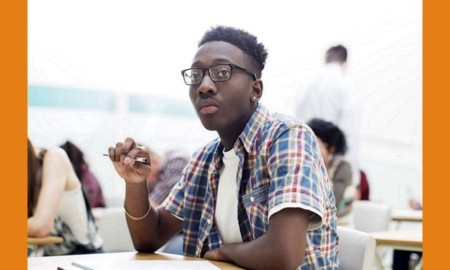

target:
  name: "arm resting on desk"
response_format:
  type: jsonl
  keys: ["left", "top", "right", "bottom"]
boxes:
{"left": 124, "top": 181, "right": 183, "bottom": 252}
{"left": 204, "top": 208, "right": 309, "bottom": 270}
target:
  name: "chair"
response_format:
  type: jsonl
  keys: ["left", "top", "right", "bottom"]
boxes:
{"left": 352, "top": 201, "right": 392, "bottom": 269}
{"left": 337, "top": 226, "right": 376, "bottom": 270}
{"left": 95, "top": 207, "right": 136, "bottom": 252}
{"left": 352, "top": 200, "right": 391, "bottom": 233}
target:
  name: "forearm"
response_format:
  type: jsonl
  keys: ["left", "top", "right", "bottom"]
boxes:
{"left": 108, "top": 138, "right": 183, "bottom": 252}
{"left": 28, "top": 217, "right": 51, "bottom": 238}
{"left": 125, "top": 181, "right": 160, "bottom": 251}
{"left": 207, "top": 208, "right": 309, "bottom": 270}
{"left": 218, "top": 234, "right": 303, "bottom": 270}
{"left": 125, "top": 181, "right": 181, "bottom": 252}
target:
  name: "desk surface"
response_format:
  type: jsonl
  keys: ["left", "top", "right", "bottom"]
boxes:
{"left": 28, "top": 251, "right": 246, "bottom": 270}
{"left": 28, "top": 236, "right": 63, "bottom": 245}
{"left": 371, "top": 230, "right": 422, "bottom": 248}
{"left": 391, "top": 209, "right": 423, "bottom": 222}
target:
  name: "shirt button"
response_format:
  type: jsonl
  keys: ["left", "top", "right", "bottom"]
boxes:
{"left": 207, "top": 219, "right": 212, "bottom": 225}
{"left": 250, "top": 196, "right": 255, "bottom": 202}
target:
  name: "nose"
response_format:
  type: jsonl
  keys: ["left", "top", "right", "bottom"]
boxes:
{"left": 196, "top": 71, "right": 217, "bottom": 96}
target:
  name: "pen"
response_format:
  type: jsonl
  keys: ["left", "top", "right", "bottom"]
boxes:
{"left": 103, "top": 154, "right": 147, "bottom": 163}
{"left": 71, "top": 262, "right": 94, "bottom": 270}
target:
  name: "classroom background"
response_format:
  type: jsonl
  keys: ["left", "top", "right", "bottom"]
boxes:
{"left": 28, "top": 0, "right": 422, "bottom": 210}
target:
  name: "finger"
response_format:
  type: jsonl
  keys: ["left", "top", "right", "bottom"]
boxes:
{"left": 125, "top": 146, "right": 151, "bottom": 167}
{"left": 135, "top": 146, "right": 152, "bottom": 166}
{"left": 121, "top": 137, "right": 137, "bottom": 161}
{"left": 108, "top": 146, "right": 116, "bottom": 162}
{"left": 114, "top": 142, "right": 124, "bottom": 162}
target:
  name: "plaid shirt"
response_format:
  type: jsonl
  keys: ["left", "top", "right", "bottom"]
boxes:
{"left": 162, "top": 104, "right": 339, "bottom": 269}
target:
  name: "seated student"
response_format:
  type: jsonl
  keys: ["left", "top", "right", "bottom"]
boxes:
{"left": 107, "top": 26, "right": 338, "bottom": 269}
{"left": 28, "top": 138, "right": 103, "bottom": 256}
{"left": 60, "top": 141, "right": 106, "bottom": 208}
{"left": 307, "top": 118, "right": 355, "bottom": 219}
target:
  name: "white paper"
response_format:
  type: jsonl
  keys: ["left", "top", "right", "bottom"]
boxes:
{"left": 67, "top": 260, "right": 221, "bottom": 270}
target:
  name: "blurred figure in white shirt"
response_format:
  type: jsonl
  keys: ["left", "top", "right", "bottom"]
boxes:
{"left": 295, "top": 45, "right": 361, "bottom": 187}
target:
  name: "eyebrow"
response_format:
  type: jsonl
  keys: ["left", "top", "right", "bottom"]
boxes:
{"left": 191, "top": 58, "right": 233, "bottom": 67}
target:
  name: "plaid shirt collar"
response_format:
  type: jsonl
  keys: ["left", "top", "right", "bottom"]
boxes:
{"left": 212, "top": 102, "right": 268, "bottom": 159}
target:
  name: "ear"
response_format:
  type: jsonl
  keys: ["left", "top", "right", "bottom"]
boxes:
{"left": 250, "top": 79, "right": 263, "bottom": 102}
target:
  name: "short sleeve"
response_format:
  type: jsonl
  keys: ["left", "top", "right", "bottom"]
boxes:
{"left": 267, "top": 125, "right": 330, "bottom": 230}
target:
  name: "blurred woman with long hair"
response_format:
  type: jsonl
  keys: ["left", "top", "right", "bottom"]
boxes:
{"left": 59, "top": 141, "right": 106, "bottom": 208}
{"left": 28, "top": 138, "right": 103, "bottom": 256}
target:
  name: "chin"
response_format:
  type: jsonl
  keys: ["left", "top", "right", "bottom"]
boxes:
{"left": 200, "top": 120, "right": 219, "bottom": 131}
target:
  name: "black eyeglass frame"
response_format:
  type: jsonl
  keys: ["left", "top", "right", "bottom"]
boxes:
{"left": 181, "top": 64, "right": 257, "bottom": 85}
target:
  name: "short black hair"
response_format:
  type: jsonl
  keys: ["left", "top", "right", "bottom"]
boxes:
{"left": 199, "top": 25, "right": 268, "bottom": 79}
{"left": 307, "top": 118, "right": 347, "bottom": 155}
{"left": 325, "top": 45, "right": 347, "bottom": 63}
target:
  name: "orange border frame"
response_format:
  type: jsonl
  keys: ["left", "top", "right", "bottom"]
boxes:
{"left": 6, "top": 0, "right": 436, "bottom": 268}
{"left": 423, "top": 1, "right": 442, "bottom": 268}
{"left": 1, "top": 0, "right": 27, "bottom": 268}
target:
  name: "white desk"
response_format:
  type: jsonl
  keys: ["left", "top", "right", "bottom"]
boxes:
{"left": 391, "top": 209, "right": 423, "bottom": 222}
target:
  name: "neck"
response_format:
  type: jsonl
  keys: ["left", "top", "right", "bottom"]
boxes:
{"left": 218, "top": 128, "right": 243, "bottom": 151}
{"left": 218, "top": 105, "right": 257, "bottom": 151}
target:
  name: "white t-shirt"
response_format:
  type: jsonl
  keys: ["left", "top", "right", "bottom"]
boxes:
{"left": 214, "top": 149, "right": 243, "bottom": 244}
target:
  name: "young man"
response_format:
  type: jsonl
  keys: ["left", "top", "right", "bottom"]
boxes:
{"left": 108, "top": 26, "right": 338, "bottom": 269}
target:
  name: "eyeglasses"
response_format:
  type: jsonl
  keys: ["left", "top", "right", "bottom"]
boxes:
{"left": 181, "top": 64, "right": 257, "bottom": 85}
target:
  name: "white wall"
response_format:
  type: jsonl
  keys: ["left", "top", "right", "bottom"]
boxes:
{"left": 28, "top": 0, "right": 422, "bottom": 209}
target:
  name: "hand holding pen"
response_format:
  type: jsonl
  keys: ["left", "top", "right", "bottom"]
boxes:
{"left": 106, "top": 137, "right": 151, "bottom": 184}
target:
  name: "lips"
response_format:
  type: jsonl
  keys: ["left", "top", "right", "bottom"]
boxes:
{"left": 197, "top": 99, "right": 219, "bottom": 115}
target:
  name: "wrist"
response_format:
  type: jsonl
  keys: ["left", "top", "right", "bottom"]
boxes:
{"left": 217, "top": 244, "right": 233, "bottom": 262}
{"left": 124, "top": 201, "right": 151, "bottom": 220}
{"left": 125, "top": 180, "right": 148, "bottom": 189}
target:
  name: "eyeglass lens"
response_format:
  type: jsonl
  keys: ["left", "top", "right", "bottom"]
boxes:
{"left": 183, "top": 65, "right": 232, "bottom": 85}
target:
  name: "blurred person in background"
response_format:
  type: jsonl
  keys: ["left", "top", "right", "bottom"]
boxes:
{"left": 295, "top": 45, "right": 361, "bottom": 188}
{"left": 28, "top": 138, "right": 103, "bottom": 256}
{"left": 307, "top": 118, "right": 355, "bottom": 222}
{"left": 60, "top": 141, "right": 106, "bottom": 208}
{"left": 354, "top": 170, "right": 370, "bottom": 201}
{"left": 141, "top": 146, "right": 190, "bottom": 207}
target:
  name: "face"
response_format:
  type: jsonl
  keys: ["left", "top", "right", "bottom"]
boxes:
{"left": 188, "top": 41, "right": 261, "bottom": 136}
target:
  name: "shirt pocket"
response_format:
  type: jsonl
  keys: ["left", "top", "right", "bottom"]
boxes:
{"left": 242, "top": 185, "right": 270, "bottom": 208}
{"left": 242, "top": 185, "right": 270, "bottom": 237}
